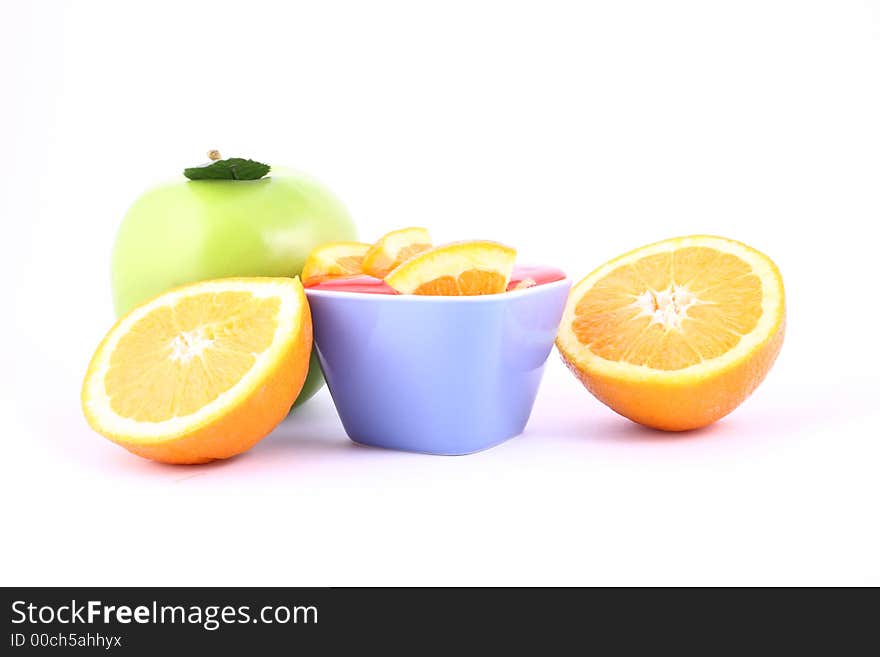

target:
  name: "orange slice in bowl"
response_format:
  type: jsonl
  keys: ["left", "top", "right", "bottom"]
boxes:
{"left": 556, "top": 235, "right": 785, "bottom": 431}
{"left": 81, "top": 277, "right": 312, "bottom": 464}
{"left": 362, "top": 227, "right": 433, "bottom": 278}
{"left": 301, "top": 242, "right": 370, "bottom": 285}
{"left": 384, "top": 241, "right": 516, "bottom": 296}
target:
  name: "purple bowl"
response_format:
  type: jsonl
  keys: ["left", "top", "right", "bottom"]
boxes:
{"left": 305, "top": 278, "right": 570, "bottom": 455}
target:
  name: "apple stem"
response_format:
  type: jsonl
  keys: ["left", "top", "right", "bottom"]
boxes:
{"left": 207, "top": 150, "right": 222, "bottom": 161}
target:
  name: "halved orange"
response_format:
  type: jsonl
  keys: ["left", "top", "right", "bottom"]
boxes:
{"left": 384, "top": 241, "right": 516, "bottom": 295}
{"left": 362, "top": 227, "right": 433, "bottom": 278}
{"left": 300, "top": 242, "right": 370, "bottom": 284}
{"left": 81, "top": 277, "right": 312, "bottom": 464}
{"left": 556, "top": 235, "right": 785, "bottom": 431}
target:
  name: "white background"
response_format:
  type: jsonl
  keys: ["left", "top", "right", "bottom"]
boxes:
{"left": 2, "top": 1, "right": 879, "bottom": 585}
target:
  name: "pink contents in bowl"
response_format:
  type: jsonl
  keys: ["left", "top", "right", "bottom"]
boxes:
{"left": 304, "top": 265, "right": 566, "bottom": 294}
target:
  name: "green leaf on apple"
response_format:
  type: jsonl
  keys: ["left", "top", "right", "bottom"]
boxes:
{"left": 184, "top": 158, "right": 271, "bottom": 181}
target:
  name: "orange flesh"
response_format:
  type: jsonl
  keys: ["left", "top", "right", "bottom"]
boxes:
{"left": 105, "top": 292, "right": 281, "bottom": 421}
{"left": 413, "top": 270, "right": 506, "bottom": 296}
{"left": 365, "top": 242, "right": 431, "bottom": 278}
{"left": 335, "top": 255, "right": 365, "bottom": 273}
{"left": 396, "top": 243, "right": 431, "bottom": 263}
{"left": 572, "top": 247, "right": 762, "bottom": 370}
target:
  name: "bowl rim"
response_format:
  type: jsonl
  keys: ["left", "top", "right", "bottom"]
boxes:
{"left": 304, "top": 276, "right": 571, "bottom": 302}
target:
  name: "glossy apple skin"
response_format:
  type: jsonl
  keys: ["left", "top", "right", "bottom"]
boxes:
{"left": 111, "top": 168, "right": 356, "bottom": 408}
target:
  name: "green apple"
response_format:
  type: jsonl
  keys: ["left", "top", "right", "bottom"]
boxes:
{"left": 111, "top": 157, "right": 356, "bottom": 408}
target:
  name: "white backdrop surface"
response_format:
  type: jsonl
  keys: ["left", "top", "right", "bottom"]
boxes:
{"left": 2, "top": 0, "right": 879, "bottom": 585}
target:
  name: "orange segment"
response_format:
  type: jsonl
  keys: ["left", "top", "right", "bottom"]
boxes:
{"left": 556, "top": 235, "right": 785, "bottom": 431}
{"left": 384, "top": 241, "right": 516, "bottom": 296}
{"left": 362, "top": 227, "right": 433, "bottom": 278}
{"left": 81, "top": 277, "right": 312, "bottom": 464}
{"left": 512, "top": 277, "right": 537, "bottom": 290}
{"left": 300, "top": 242, "right": 370, "bottom": 284}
